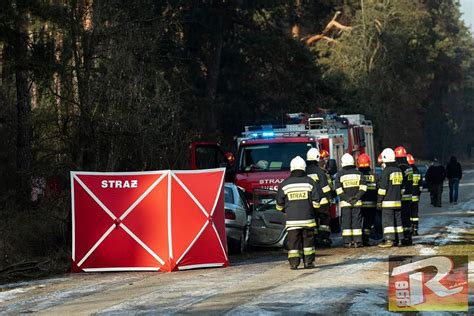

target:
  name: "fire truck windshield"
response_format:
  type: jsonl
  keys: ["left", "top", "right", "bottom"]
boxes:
{"left": 238, "top": 142, "right": 314, "bottom": 172}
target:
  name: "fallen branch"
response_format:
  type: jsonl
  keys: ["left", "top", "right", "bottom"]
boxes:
{"left": 305, "top": 11, "right": 352, "bottom": 45}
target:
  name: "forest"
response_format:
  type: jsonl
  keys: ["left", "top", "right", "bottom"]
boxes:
{"left": 1, "top": 0, "right": 473, "bottom": 276}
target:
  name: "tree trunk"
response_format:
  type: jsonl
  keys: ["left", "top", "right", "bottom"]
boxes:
{"left": 205, "top": 12, "right": 223, "bottom": 101}
{"left": 14, "top": 0, "right": 33, "bottom": 202}
{"left": 71, "top": 0, "right": 96, "bottom": 169}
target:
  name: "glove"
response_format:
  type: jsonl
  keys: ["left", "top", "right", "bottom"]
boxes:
{"left": 347, "top": 197, "right": 358, "bottom": 206}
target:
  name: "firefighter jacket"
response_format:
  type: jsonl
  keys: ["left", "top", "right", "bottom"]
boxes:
{"left": 377, "top": 162, "right": 403, "bottom": 208}
{"left": 411, "top": 164, "right": 421, "bottom": 202}
{"left": 398, "top": 161, "right": 413, "bottom": 202}
{"left": 359, "top": 168, "right": 377, "bottom": 208}
{"left": 306, "top": 162, "right": 331, "bottom": 206}
{"left": 334, "top": 166, "right": 367, "bottom": 208}
{"left": 276, "top": 170, "right": 320, "bottom": 230}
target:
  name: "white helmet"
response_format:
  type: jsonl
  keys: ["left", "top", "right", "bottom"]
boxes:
{"left": 290, "top": 156, "right": 306, "bottom": 171}
{"left": 381, "top": 148, "right": 396, "bottom": 163}
{"left": 341, "top": 153, "right": 355, "bottom": 167}
{"left": 306, "top": 148, "right": 320, "bottom": 161}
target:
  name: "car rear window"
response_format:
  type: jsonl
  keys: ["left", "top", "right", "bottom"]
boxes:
{"left": 224, "top": 187, "right": 234, "bottom": 204}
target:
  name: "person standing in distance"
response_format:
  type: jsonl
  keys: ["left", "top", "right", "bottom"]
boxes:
{"left": 276, "top": 156, "right": 319, "bottom": 270}
{"left": 446, "top": 156, "right": 462, "bottom": 204}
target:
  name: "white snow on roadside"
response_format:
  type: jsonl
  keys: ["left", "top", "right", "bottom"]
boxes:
{"left": 0, "top": 288, "right": 30, "bottom": 303}
{"left": 418, "top": 247, "right": 437, "bottom": 255}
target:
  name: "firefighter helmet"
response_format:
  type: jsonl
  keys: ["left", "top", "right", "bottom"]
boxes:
{"left": 306, "top": 148, "right": 320, "bottom": 161}
{"left": 357, "top": 153, "right": 371, "bottom": 168}
{"left": 381, "top": 148, "right": 396, "bottom": 163}
{"left": 341, "top": 153, "right": 355, "bottom": 167}
{"left": 320, "top": 149, "right": 329, "bottom": 159}
{"left": 290, "top": 156, "right": 306, "bottom": 171}
{"left": 407, "top": 154, "right": 415, "bottom": 165}
{"left": 394, "top": 146, "right": 408, "bottom": 158}
{"left": 377, "top": 153, "right": 383, "bottom": 165}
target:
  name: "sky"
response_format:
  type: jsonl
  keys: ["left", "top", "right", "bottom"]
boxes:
{"left": 460, "top": 0, "right": 474, "bottom": 33}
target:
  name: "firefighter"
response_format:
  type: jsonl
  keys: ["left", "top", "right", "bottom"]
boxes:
{"left": 276, "top": 156, "right": 319, "bottom": 270}
{"left": 394, "top": 146, "right": 414, "bottom": 246}
{"left": 319, "top": 149, "right": 330, "bottom": 171}
{"left": 357, "top": 153, "right": 377, "bottom": 246}
{"left": 371, "top": 153, "right": 385, "bottom": 240}
{"left": 407, "top": 154, "right": 421, "bottom": 236}
{"left": 335, "top": 153, "right": 367, "bottom": 248}
{"left": 306, "top": 148, "right": 332, "bottom": 247}
{"left": 377, "top": 148, "right": 403, "bottom": 248}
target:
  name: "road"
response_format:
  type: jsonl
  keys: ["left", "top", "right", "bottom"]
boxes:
{"left": 1, "top": 170, "right": 473, "bottom": 315}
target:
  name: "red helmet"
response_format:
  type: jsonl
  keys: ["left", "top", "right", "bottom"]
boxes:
{"left": 357, "top": 153, "right": 371, "bottom": 168}
{"left": 406, "top": 153, "right": 415, "bottom": 165}
{"left": 377, "top": 153, "right": 383, "bottom": 165}
{"left": 394, "top": 146, "right": 407, "bottom": 158}
{"left": 320, "top": 149, "right": 329, "bottom": 159}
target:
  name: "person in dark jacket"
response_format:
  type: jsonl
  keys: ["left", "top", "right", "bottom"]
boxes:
{"left": 357, "top": 153, "right": 377, "bottom": 246}
{"left": 306, "top": 148, "right": 332, "bottom": 247}
{"left": 377, "top": 148, "right": 403, "bottom": 248}
{"left": 335, "top": 153, "right": 367, "bottom": 248}
{"left": 446, "top": 156, "right": 462, "bottom": 204}
{"left": 394, "top": 146, "right": 414, "bottom": 246}
{"left": 407, "top": 154, "right": 421, "bottom": 236}
{"left": 425, "top": 159, "right": 446, "bottom": 207}
{"left": 276, "top": 156, "right": 320, "bottom": 270}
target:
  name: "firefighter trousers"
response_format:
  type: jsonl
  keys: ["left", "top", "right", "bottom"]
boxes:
{"left": 382, "top": 208, "right": 403, "bottom": 242}
{"left": 401, "top": 201, "right": 412, "bottom": 241}
{"left": 341, "top": 207, "right": 362, "bottom": 244}
{"left": 316, "top": 204, "right": 331, "bottom": 239}
{"left": 287, "top": 228, "right": 315, "bottom": 268}
{"left": 410, "top": 202, "right": 419, "bottom": 232}
{"left": 362, "top": 207, "right": 376, "bottom": 242}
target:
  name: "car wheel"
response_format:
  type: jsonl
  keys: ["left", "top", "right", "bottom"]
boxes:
{"left": 236, "top": 227, "right": 247, "bottom": 254}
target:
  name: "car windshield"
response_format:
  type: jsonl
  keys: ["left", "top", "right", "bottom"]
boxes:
{"left": 238, "top": 142, "right": 314, "bottom": 172}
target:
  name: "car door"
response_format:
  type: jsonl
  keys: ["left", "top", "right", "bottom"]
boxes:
{"left": 191, "top": 142, "right": 228, "bottom": 169}
{"left": 248, "top": 188, "right": 286, "bottom": 246}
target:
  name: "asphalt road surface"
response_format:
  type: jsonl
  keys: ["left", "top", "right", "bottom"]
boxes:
{"left": 1, "top": 170, "right": 473, "bottom": 315}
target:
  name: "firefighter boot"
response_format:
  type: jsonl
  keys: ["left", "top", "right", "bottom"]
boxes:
{"left": 401, "top": 230, "right": 413, "bottom": 246}
{"left": 412, "top": 222, "right": 419, "bottom": 236}
{"left": 378, "top": 240, "right": 394, "bottom": 248}
{"left": 288, "top": 250, "right": 301, "bottom": 270}
{"left": 362, "top": 234, "right": 370, "bottom": 247}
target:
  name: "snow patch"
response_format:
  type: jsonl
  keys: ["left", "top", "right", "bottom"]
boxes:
{"left": 0, "top": 288, "right": 30, "bottom": 303}
{"left": 418, "top": 247, "right": 437, "bottom": 255}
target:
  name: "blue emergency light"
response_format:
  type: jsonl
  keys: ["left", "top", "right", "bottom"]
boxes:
{"left": 249, "top": 130, "right": 275, "bottom": 138}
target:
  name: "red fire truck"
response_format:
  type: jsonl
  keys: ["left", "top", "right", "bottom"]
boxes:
{"left": 191, "top": 112, "right": 374, "bottom": 247}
